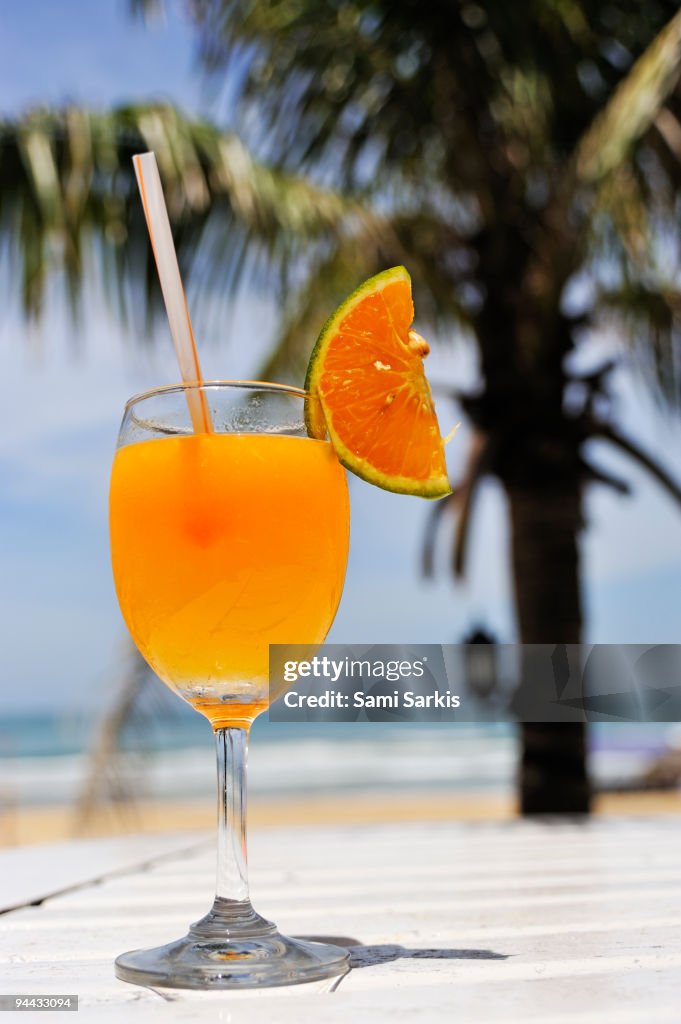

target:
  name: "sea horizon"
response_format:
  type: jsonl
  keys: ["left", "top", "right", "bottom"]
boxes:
{"left": 0, "top": 712, "right": 673, "bottom": 807}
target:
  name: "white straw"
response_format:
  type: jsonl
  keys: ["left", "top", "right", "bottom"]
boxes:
{"left": 133, "top": 152, "right": 212, "bottom": 433}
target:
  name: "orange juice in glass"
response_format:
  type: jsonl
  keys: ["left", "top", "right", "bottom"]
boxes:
{"left": 109, "top": 381, "right": 350, "bottom": 990}
{"left": 111, "top": 430, "right": 348, "bottom": 728}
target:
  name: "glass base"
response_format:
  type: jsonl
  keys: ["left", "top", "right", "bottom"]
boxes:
{"left": 115, "top": 901, "right": 351, "bottom": 991}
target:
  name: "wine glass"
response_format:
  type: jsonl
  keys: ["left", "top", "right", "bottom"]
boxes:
{"left": 109, "top": 380, "right": 351, "bottom": 989}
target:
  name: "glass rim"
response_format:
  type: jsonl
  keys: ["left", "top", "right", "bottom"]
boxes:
{"left": 124, "top": 379, "right": 309, "bottom": 411}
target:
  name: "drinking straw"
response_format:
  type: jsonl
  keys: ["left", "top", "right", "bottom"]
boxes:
{"left": 133, "top": 152, "right": 212, "bottom": 433}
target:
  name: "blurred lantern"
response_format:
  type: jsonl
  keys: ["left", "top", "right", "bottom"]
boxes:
{"left": 462, "top": 627, "right": 498, "bottom": 703}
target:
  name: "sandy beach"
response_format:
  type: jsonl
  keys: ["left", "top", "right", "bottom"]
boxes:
{"left": 2, "top": 789, "right": 679, "bottom": 847}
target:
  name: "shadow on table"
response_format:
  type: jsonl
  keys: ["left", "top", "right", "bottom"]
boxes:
{"left": 300, "top": 937, "right": 508, "bottom": 968}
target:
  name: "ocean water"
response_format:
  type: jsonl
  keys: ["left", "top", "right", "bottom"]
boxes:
{"left": 0, "top": 712, "right": 675, "bottom": 808}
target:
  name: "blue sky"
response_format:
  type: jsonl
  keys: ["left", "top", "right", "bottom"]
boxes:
{"left": 0, "top": 2, "right": 203, "bottom": 115}
{"left": 1, "top": 1, "right": 681, "bottom": 715}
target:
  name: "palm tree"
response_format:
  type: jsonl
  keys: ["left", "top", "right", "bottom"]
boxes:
{"left": 156, "top": 0, "right": 681, "bottom": 814}
{"left": 3, "top": 2, "right": 681, "bottom": 814}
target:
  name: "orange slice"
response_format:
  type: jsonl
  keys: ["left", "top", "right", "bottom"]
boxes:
{"left": 304, "top": 266, "right": 452, "bottom": 498}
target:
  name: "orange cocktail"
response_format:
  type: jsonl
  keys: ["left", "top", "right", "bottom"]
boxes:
{"left": 110, "top": 380, "right": 353, "bottom": 990}
{"left": 110, "top": 430, "right": 349, "bottom": 729}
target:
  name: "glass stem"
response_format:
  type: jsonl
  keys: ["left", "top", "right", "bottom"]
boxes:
{"left": 191, "top": 724, "right": 272, "bottom": 939}
{"left": 215, "top": 726, "right": 250, "bottom": 905}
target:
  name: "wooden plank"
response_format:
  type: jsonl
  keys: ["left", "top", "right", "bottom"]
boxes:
{"left": 0, "top": 832, "right": 207, "bottom": 913}
{"left": 1, "top": 819, "right": 680, "bottom": 1021}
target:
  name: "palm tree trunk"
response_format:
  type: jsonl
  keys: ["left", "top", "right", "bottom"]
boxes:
{"left": 507, "top": 481, "right": 591, "bottom": 814}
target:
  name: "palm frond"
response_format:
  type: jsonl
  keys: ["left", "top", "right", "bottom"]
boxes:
{"left": 597, "top": 282, "right": 681, "bottom": 406}
{"left": 0, "top": 103, "right": 374, "bottom": 322}
{"left": 421, "top": 489, "right": 458, "bottom": 578}
{"left": 74, "top": 639, "right": 150, "bottom": 830}
{"left": 595, "top": 424, "right": 681, "bottom": 505}
{"left": 257, "top": 242, "right": 379, "bottom": 384}
{"left": 421, "top": 431, "right": 491, "bottom": 581}
{"left": 576, "top": 7, "right": 681, "bottom": 183}
{"left": 578, "top": 455, "right": 632, "bottom": 495}
{"left": 258, "top": 208, "right": 475, "bottom": 383}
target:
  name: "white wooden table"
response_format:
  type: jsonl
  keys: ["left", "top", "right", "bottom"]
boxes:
{"left": 1, "top": 818, "right": 680, "bottom": 1022}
